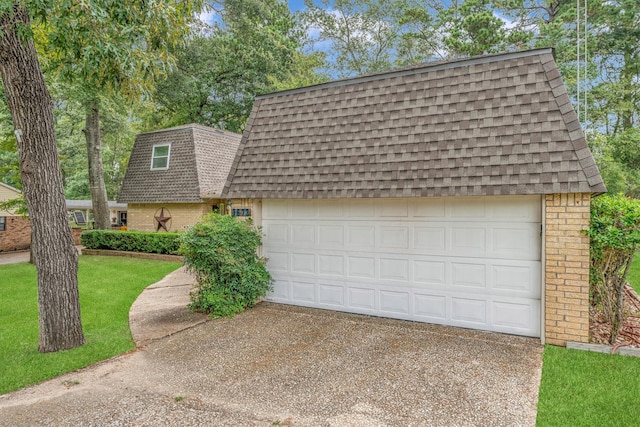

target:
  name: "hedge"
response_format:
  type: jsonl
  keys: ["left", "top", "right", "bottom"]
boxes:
{"left": 80, "top": 230, "right": 182, "bottom": 255}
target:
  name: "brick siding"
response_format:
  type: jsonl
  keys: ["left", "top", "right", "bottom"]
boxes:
{"left": 544, "top": 193, "right": 591, "bottom": 346}
{"left": 127, "top": 202, "right": 223, "bottom": 232}
{"left": 0, "top": 215, "right": 31, "bottom": 252}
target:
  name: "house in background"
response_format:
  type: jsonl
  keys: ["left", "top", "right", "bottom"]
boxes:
{"left": 0, "top": 182, "right": 30, "bottom": 252}
{"left": 118, "top": 123, "right": 242, "bottom": 232}
{"left": 66, "top": 200, "right": 128, "bottom": 228}
{"left": 224, "top": 48, "right": 605, "bottom": 346}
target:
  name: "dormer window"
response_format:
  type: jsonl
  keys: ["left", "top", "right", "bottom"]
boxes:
{"left": 151, "top": 143, "right": 171, "bottom": 170}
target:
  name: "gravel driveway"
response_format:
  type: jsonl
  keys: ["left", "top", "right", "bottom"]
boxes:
{"left": 0, "top": 301, "right": 542, "bottom": 426}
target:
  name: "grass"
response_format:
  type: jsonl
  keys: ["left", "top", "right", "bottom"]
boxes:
{"left": 0, "top": 256, "right": 181, "bottom": 395}
{"left": 537, "top": 345, "right": 640, "bottom": 426}
{"left": 537, "top": 254, "right": 640, "bottom": 425}
{"left": 627, "top": 252, "right": 640, "bottom": 294}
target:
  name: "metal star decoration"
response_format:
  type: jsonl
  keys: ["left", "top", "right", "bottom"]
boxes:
{"left": 154, "top": 207, "right": 171, "bottom": 232}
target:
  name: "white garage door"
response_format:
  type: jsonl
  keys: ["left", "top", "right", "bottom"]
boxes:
{"left": 262, "top": 196, "right": 542, "bottom": 337}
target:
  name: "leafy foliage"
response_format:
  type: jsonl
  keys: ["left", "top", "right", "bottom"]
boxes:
{"left": 0, "top": 194, "right": 27, "bottom": 216}
{"left": 585, "top": 194, "right": 640, "bottom": 342}
{"left": 153, "top": 0, "right": 306, "bottom": 132}
{"left": 80, "top": 230, "right": 182, "bottom": 255}
{"left": 180, "top": 213, "right": 272, "bottom": 318}
{"left": 437, "top": 0, "right": 531, "bottom": 57}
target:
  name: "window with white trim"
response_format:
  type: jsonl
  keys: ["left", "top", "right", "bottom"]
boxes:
{"left": 0, "top": 217, "right": 5, "bottom": 232}
{"left": 151, "top": 143, "right": 171, "bottom": 170}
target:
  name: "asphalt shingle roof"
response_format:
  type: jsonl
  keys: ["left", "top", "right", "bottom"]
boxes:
{"left": 119, "top": 124, "right": 241, "bottom": 203}
{"left": 225, "top": 48, "right": 605, "bottom": 199}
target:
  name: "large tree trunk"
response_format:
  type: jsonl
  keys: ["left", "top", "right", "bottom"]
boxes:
{"left": 0, "top": 5, "right": 85, "bottom": 352}
{"left": 84, "top": 100, "right": 111, "bottom": 230}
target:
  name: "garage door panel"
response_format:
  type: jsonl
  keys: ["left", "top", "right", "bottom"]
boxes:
{"left": 290, "top": 200, "right": 317, "bottom": 217}
{"left": 318, "top": 201, "right": 344, "bottom": 217}
{"left": 449, "top": 198, "right": 486, "bottom": 218}
{"left": 378, "top": 199, "right": 409, "bottom": 217}
{"left": 345, "top": 200, "right": 375, "bottom": 217}
{"left": 414, "top": 198, "right": 446, "bottom": 217}
{"left": 291, "top": 225, "right": 315, "bottom": 246}
{"left": 318, "top": 225, "right": 344, "bottom": 246}
{"left": 262, "top": 197, "right": 542, "bottom": 337}
{"left": 491, "top": 298, "right": 541, "bottom": 336}
{"left": 451, "top": 227, "right": 486, "bottom": 255}
{"left": 380, "top": 290, "right": 410, "bottom": 315}
{"left": 271, "top": 279, "right": 290, "bottom": 300}
{"left": 291, "top": 281, "right": 316, "bottom": 303}
{"left": 451, "top": 262, "right": 487, "bottom": 289}
{"left": 379, "top": 226, "right": 409, "bottom": 249}
{"left": 318, "top": 255, "right": 345, "bottom": 276}
{"left": 348, "top": 287, "right": 376, "bottom": 310}
{"left": 491, "top": 224, "right": 540, "bottom": 259}
{"left": 266, "top": 252, "right": 288, "bottom": 272}
{"left": 347, "top": 256, "right": 376, "bottom": 279}
{"left": 380, "top": 258, "right": 409, "bottom": 282}
{"left": 265, "top": 223, "right": 288, "bottom": 245}
{"left": 414, "top": 260, "right": 447, "bottom": 285}
{"left": 263, "top": 200, "right": 290, "bottom": 218}
{"left": 487, "top": 196, "right": 541, "bottom": 221}
{"left": 347, "top": 226, "right": 375, "bottom": 247}
{"left": 414, "top": 227, "right": 446, "bottom": 251}
{"left": 451, "top": 297, "right": 487, "bottom": 325}
{"left": 492, "top": 264, "right": 540, "bottom": 297}
{"left": 291, "top": 253, "right": 315, "bottom": 274}
{"left": 318, "top": 283, "right": 345, "bottom": 306}
{"left": 414, "top": 293, "right": 447, "bottom": 320}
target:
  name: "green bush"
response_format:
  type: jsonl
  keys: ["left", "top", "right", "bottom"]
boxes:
{"left": 180, "top": 213, "right": 272, "bottom": 317}
{"left": 80, "top": 230, "right": 182, "bottom": 255}
{"left": 585, "top": 194, "right": 640, "bottom": 342}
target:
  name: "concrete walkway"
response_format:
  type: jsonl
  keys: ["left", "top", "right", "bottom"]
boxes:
{"left": 0, "top": 246, "right": 83, "bottom": 265}
{"left": 0, "top": 249, "right": 31, "bottom": 265}
{"left": 129, "top": 266, "right": 208, "bottom": 347}
{"left": 0, "top": 265, "right": 543, "bottom": 426}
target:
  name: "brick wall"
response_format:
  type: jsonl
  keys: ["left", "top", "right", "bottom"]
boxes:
{"left": 127, "top": 202, "right": 221, "bottom": 232}
{"left": 544, "top": 193, "right": 591, "bottom": 346}
{"left": 0, "top": 216, "right": 31, "bottom": 252}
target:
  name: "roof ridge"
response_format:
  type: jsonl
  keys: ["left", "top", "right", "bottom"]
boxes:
{"left": 138, "top": 123, "right": 240, "bottom": 137}
{"left": 257, "top": 48, "right": 554, "bottom": 100}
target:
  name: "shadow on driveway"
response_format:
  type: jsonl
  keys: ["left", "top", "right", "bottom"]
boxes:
{"left": 0, "top": 301, "right": 542, "bottom": 426}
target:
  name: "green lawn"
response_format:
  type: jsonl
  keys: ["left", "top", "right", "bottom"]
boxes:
{"left": 537, "top": 252, "right": 640, "bottom": 425}
{"left": 0, "top": 256, "right": 181, "bottom": 395}
{"left": 537, "top": 345, "right": 640, "bottom": 426}
{"left": 627, "top": 252, "right": 640, "bottom": 294}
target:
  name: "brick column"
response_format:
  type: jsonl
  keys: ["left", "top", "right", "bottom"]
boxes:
{"left": 544, "top": 193, "right": 591, "bottom": 346}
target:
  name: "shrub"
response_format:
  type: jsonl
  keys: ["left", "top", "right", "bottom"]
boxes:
{"left": 180, "top": 213, "right": 272, "bottom": 317}
{"left": 585, "top": 194, "right": 640, "bottom": 342}
{"left": 80, "top": 230, "right": 181, "bottom": 255}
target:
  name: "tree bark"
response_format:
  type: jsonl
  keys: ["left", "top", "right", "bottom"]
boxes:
{"left": 0, "top": 5, "right": 85, "bottom": 352}
{"left": 84, "top": 99, "right": 111, "bottom": 229}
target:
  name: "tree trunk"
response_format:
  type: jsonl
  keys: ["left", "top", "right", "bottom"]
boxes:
{"left": 84, "top": 100, "right": 111, "bottom": 230}
{"left": 0, "top": 5, "right": 85, "bottom": 352}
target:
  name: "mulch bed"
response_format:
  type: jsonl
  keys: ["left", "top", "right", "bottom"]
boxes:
{"left": 590, "top": 285, "right": 640, "bottom": 350}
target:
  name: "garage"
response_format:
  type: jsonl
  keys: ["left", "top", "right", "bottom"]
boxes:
{"left": 262, "top": 197, "right": 541, "bottom": 337}
{"left": 225, "top": 49, "right": 605, "bottom": 345}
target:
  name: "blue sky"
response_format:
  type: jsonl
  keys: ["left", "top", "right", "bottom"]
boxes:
{"left": 288, "top": 0, "right": 307, "bottom": 12}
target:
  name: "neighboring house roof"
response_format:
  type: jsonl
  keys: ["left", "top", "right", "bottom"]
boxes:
{"left": 0, "top": 182, "right": 22, "bottom": 216}
{"left": 65, "top": 200, "right": 127, "bottom": 210}
{"left": 0, "top": 182, "right": 21, "bottom": 195}
{"left": 118, "top": 123, "right": 242, "bottom": 203}
{"left": 225, "top": 48, "right": 606, "bottom": 199}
